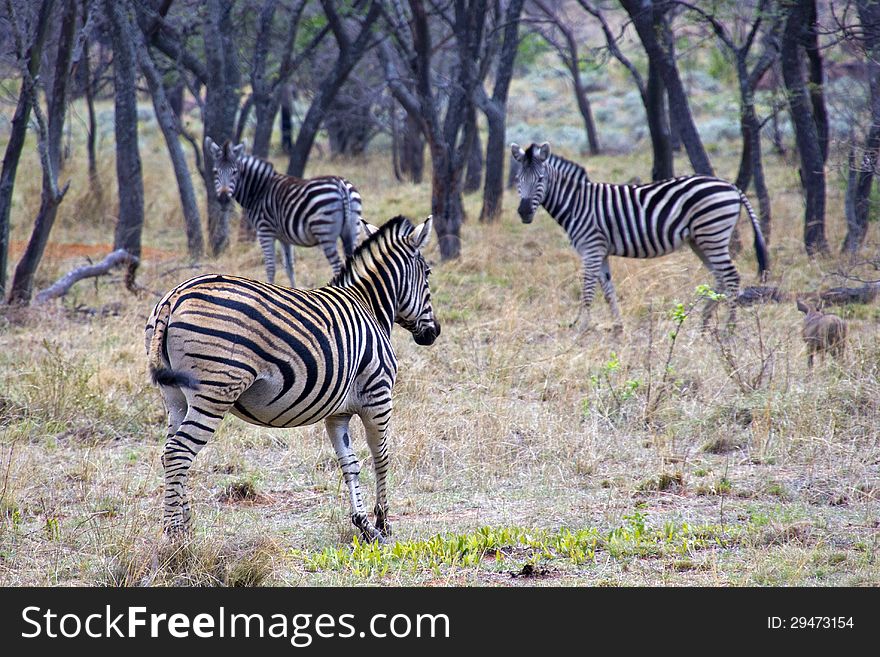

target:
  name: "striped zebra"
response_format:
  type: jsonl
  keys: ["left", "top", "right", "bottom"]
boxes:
{"left": 205, "top": 137, "right": 363, "bottom": 287}
{"left": 145, "top": 216, "right": 440, "bottom": 542}
{"left": 511, "top": 142, "right": 768, "bottom": 330}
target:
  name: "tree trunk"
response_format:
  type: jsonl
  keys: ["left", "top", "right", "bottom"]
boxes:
{"left": 622, "top": 0, "right": 713, "bottom": 176}
{"left": 481, "top": 101, "right": 506, "bottom": 221}
{"left": 781, "top": 0, "right": 828, "bottom": 256}
{"left": 803, "top": 0, "right": 828, "bottom": 164}
{"left": 463, "top": 104, "right": 483, "bottom": 193}
{"left": 646, "top": 61, "right": 673, "bottom": 180}
{"left": 8, "top": 0, "right": 76, "bottom": 305}
{"left": 286, "top": 1, "right": 380, "bottom": 177}
{"left": 280, "top": 86, "right": 293, "bottom": 154}
{"left": 202, "top": 0, "right": 241, "bottom": 256}
{"left": 81, "top": 30, "right": 100, "bottom": 192}
{"left": 842, "top": 0, "right": 880, "bottom": 254}
{"left": 0, "top": 0, "right": 56, "bottom": 301}
{"left": 234, "top": 94, "right": 253, "bottom": 144}
{"left": 430, "top": 144, "right": 464, "bottom": 260}
{"left": 478, "top": 0, "right": 524, "bottom": 221}
{"left": 106, "top": 0, "right": 145, "bottom": 258}
{"left": 400, "top": 108, "right": 425, "bottom": 183}
{"left": 134, "top": 8, "right": 204, "bottom": 260}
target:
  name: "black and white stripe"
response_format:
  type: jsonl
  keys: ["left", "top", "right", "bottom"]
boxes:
{"left": 145, "top": 216, "right": 440, "bottom": 542}
{"left": 206, "top": 137, "right": 363, "bottom": 287}
{"left": 511, "top": 142, "right": 768, "bottom": 329}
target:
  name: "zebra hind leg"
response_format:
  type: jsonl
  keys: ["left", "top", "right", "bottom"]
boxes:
{"left": 318, "top": 234, "right": 344, "bottom": 278}
{"left": 324, "top": 415, "right": 384, "bottom": 543}
{"left": 161, "top": 398, "right": 229, "bottom": 537}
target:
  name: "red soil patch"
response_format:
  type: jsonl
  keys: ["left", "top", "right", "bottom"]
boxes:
{"left": 8, "top": 241, "right": 178, "bottom": 261}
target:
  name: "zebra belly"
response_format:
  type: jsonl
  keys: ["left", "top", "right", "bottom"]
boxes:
{"left": 231, "top": 373, "right": 358, "bottom": 428}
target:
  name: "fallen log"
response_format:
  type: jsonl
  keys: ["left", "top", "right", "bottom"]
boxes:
{"left": 34, "top": 249, "right": 140, "bottom": 304}
{"left": 818, "top": 283, "right": 880, "bottom": 306}
{"left": 736, "top": 285, "right": 788, "bottom": 306}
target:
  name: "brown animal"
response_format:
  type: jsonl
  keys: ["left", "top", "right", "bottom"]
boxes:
{"left": 796, "top": 300, "right": 847, "bottom": 369}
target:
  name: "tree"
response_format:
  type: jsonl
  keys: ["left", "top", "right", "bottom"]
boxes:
{"left": 781, "top": 0, "right": 828, "bottom": 256}
{"left": 131, "top": 0, "right": 204, "bottom": 260}
{"left": 0, "top": 0, "right": 56, "bottom": 301}
{"left": 529, "top": 0, "right": 600, "bottom": 155}
{"left": 380, "top": 0, "right": 490, "bottom": 259}
{"left": 106, "top": 0, "right": 145, "bottom": 259}
{"left": 621, "top": 0, "right": 714, "bottom": 176}
{"left": 286, "top": 0, "right": 381, "bottom": 177}
{"left": 578, "top": 0, "right": 673, "bottom": 179}
{"left": 7, "top": 0, "right": 77, "bottom": 305}
{"left": 842, "top": 0, "right": 880, "bottom": 254}
{"left": 673, "top": 0, "right": 782, "bottom": 243}
{"left": 474, "top": 0, "right": 525, "bottom": 221}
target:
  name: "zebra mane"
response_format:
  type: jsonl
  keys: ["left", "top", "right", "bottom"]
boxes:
{"left": 330, "top": 215, "right": 414, "bottom": 286}
{"left": 522, "top": 144, "right": 590, "bottom": 183}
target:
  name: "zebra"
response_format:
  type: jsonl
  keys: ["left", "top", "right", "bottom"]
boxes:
{"left": 145, "top": 215, "right": 440, "bottom": 543}
{"left": 205, "top": 136, "right": 363, "bottom": 287}
{"left": 511, "top": 142, "right": 768, "bottom": 331}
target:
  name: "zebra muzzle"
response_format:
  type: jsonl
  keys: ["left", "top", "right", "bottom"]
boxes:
{"left": 517, "top": 200, "right": 534, "bottom": 223}
{"left": 413, "top": 321, "right": 440, "bottom": 345}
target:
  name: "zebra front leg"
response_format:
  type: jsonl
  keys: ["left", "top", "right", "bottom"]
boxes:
{"left": 280, "top": 241, "right": 296, "bottom": 287}
{"left": 161, "top": 405, "right": 226, "bottom": 536}
{"left": 324, "top": 415, "right": 383, "bottom": 543}
{"left": 599, "top": 257, "right": 623, "bottom": 334}
{"left": 257, "top": 230, "right": 277, "bottom": 284}
{"left": 361, "top": 410, "right": 392, "bottom": 538}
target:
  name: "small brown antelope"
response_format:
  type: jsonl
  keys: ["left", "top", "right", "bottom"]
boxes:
{"left": 796, "top": 300, "right": 847, "bottom": 368}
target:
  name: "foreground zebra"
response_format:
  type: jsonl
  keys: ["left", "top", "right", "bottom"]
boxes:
{"left": 511, "top": 142, "right": 768, "bottom": 330}
{"left": 206, "top": 137, "right": 363, "bottom": 287}
{"left": 145, "top": 216, "right": 440, "bottom": 542}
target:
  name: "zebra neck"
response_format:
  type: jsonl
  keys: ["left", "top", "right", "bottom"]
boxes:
{"left": 234, "top": 158, "right": 274, "bottom": 210}
{"left": 542, "top": 165, "right": 587, "bottom": 227}
{"left": 336, "top": 264, "right": 397, "bottom": 337}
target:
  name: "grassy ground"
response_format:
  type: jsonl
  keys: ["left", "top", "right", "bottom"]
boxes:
{"left": 1, "top": 82, "right": 879, "bottom": 585}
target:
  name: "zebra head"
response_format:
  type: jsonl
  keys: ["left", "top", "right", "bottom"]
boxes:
{"left": 206, "top": 136, "right": 245, "bottom": 205}
{"left": 393, "top": 216, "right": 441, "bottom": 346}
{"left": 511, "top": 142, "right": 551, "bottom": 224}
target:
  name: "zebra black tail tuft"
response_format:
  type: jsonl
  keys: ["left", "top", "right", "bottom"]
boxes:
{"left": 150, "top": 366, "right": 199, "bottom": 389}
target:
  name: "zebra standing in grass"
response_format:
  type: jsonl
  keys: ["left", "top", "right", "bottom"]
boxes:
{"left": 145, "top": 216, "right": 440, "bottom": 542}
{"left": 511, "top": 142, "right": 768, "bottom": 331}
{"left": 206, "top": 137, "right": 363, "bottom": 287}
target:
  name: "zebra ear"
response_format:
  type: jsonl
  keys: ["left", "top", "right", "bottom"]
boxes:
{"left": 232, "top": 142, "right": 245, "bottom": 159}
{"left": 409, "top": 216, "right": 433, "bottom": 251}
{"left": 536, "top": 142, "right": 551, "bottom": 162}
{"left": 206, "top": 136, "right": 221, "bottom": 160}
{"left": 510, "top": 143, "right": 525, "bottom": 162}
{"left": 796, "top": 300, "right": 811, "bottom": 314}
{"left": 360, "top": 219, "right": 380, "bottom": 239}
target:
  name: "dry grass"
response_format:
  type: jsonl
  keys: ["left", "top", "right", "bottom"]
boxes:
{"left": 1, "top": 91, "right": 879, "bottom": 586}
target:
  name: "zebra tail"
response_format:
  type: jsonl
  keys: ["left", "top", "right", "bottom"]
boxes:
{"left": 338, "top": 179, "right": 357, "bottom": 258}
{"left": 146, "top": 300, "right": 199, "bottom": 390}
{"left": 739, "top": 190, "right": 769, "bottom": 281}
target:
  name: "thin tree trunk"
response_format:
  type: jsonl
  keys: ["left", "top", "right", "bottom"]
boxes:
{"left": 622, "top": 0, "right": 713, "bottom": 176}
{"left": 843, "top": 0, "right": 880, "bottom": 254}
{"left": 463, "top": 104, "right": 482, "bottom": 194}
{"left": 134, "top": 8, "right": 204, "bottom": 260}
{"left": 400, "top": 108, "right": 425, "bottom": 183}
{"left": 647, "top": 61, "right": 673, "bottom": 180}
{"left": 82, "top": 30, "right": 100, "bottom": 192}
{"left": 107, "top": 0, "right": 145, "bottom": 258}
{"left": 478, "top": 0, "right": 525, "bottom": 221}
{"left": 781, "top": 0, "right": 828, "bottom": 256}
{"left": 0, "top": 0, "right": 56, "bottom": 301}
{"left": 8, "top": 0, "right": 76, "bottom": 305}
